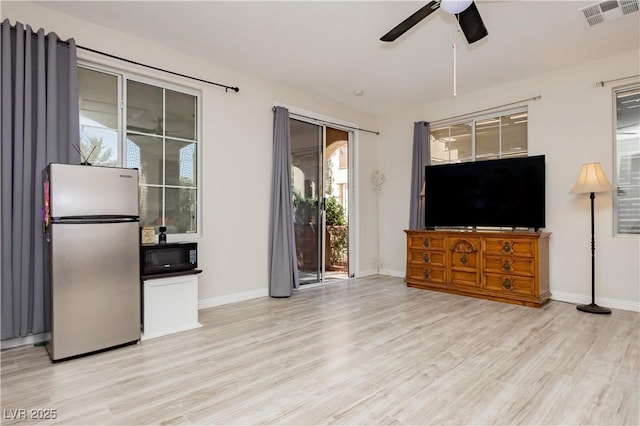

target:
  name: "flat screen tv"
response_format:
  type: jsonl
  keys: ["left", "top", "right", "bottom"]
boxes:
{"left": 424, "top": 155, "right": 545, "bottom": 230}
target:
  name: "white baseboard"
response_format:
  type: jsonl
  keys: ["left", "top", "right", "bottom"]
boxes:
{"left": 198, "top": 288, "right": 269, "bottom": 310}
{"left": 357, "top": 269, "right": 405, "bottom": 278}
{"left": 357, "top": 269, "right": 378, "bottom": 277}
{"left": 551, "top": 291, "right": 640, "bottom": 313}
{"left": 1, "top": 332, "right": 50, "bottom": 350}
{"left": 384, "top": 269, "right": 405, "bottom": 278}
{"left": 141, "top": 323, "right": 202, "bottom": 341}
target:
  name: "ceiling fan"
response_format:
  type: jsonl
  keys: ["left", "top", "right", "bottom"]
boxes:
{"left": 380, "top": 0, "right": 488, "bottom": 44}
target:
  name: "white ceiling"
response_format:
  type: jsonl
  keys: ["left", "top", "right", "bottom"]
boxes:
{"left": 35, "top": 0, "right": 640, "bottom": 117}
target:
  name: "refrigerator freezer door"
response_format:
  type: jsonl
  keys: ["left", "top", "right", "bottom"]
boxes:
{"left": 48, "top": 163, "right": 139, "bottom": 218}
{"left": 47, "top": 221, "right": 140, "bottom": 360}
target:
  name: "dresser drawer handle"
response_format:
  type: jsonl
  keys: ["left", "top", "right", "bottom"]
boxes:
{"left": 422, "top": 238, "right": 430, "bottom": 248}
{"left": 502, "top": 242, "right": 512, "bottom": 253}
{"left": 422, "top": 253, "right": 431, "bottom": 263}
{"left": 460, "top": 254, "right": 468, "bottom": 266}
{"left": 423, "top": 270, "right": 431, "bottom": 279}
{"left": 502, "top": 259, "right": 512, "bottom": 271}
{"left": 502, "top": 278, "right": 514, "bottom": 290}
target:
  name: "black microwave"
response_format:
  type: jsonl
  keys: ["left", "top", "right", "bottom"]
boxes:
{"left": 140, "top": 242, "right": 198, "bottom": 276}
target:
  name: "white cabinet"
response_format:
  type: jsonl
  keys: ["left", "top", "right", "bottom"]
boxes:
{"left": 141, "top": 274, "right": 201, "bottom": 340}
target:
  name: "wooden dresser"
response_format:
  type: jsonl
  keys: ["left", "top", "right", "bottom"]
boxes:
{"left": 405, "top": 229, "right": 551, "bottom": 307}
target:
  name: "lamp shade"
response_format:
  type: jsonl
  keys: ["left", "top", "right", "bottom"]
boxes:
{"left": 570, "top": 162, "right": 614, "bottom": 194}
{"left": 440, "top": 0, "right": 473, "bottom": 14}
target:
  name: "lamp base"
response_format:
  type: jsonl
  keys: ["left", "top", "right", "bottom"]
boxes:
{"left": 577, "top": 303, "right": 611, "bottom": 315}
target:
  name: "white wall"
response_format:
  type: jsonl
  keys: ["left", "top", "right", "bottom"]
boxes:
{"left": 4, "top": 2, "right": 638, "bottom": 312}
{"left": 377, "top": 49, "right": 640, "bottom": 311}
{"left": 2, "top": 2, "right": 381, "bottom": 306}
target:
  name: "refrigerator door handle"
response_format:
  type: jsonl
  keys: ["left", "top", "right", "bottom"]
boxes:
{"left": 54, "top": 216, "right": 140, "bottom": 224}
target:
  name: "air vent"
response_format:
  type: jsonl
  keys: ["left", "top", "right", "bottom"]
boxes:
{"left": 579, "top": 0, "right": 639, "bottom": 26}
{"left": 620, "top": 0, "right": 640, "bottom": 13}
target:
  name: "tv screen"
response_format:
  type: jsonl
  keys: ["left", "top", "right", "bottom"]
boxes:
{"left": 424, "top": 155, "right": 545, "bottom": 229}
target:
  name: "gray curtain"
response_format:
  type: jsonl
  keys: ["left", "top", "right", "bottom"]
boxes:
{"left": 1, "top": 20, "right": 79, "bottom": 340}
{"left": 409, "top": 121, "right": 430, "bottom": 229}
{"left": 268, "top": 106, "right": 299, "bottom": 297}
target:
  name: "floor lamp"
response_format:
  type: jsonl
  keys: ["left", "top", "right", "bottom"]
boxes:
{"left": 570, "top": 162, "right": 614, "bottom": 315}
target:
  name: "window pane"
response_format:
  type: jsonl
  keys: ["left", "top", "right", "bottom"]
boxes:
{"left": 430, "top": 128, "right": 451, "bottom": 164}
{"left": 615, "top": 87, "right": 640, "bottom": 235}
{"left": 502, "top": 112, "right": 528, "bottom": 157}
{"left": 78, "top": 68, "right": 118, "bottom": 166}
{"left": 79, "top": 68, "right": 118, "bottom": 129}
{"left": 80, "top": 126, "right": 118, "bottom": 166}
{"left": 476, "top": 116, "right": 500, "bottom": 160}
{"left": 165, "top": 187, "right": 197, "bottom": 234}
{"left": 139, "top": 186, "right": 162, "bottom": 228}
{"left": 166, "top": 139, "right": 197, "bottom": 187}
{"left": 166, "top": 90, "right": 196, "bottom": 140}
{"left": 449, "top": 123, "right": 472, "bottom": 162}
{"left": 127, "top": 81, "right": 163, "bottom": 135}
{"left": 430, "top": 123, "right": 472, "bottom": 163}
{"left": 126, "top": 134, "right": 163, "bottom": 185}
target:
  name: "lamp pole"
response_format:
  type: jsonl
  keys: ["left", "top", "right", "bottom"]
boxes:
{"left": 590, "top": 192, "right": 595, "bottom": 305}
{"left": 576, "top": 191, "right": 611, "bottom": 314}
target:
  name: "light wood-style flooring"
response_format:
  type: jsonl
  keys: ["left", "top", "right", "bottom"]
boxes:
{"left": 1, "top": 275, "right": 639, "bottom": 425}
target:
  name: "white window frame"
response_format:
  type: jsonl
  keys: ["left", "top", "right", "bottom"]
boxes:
{"left": 430, "top": 106, "right": 528, "bottom": 163}
{"left": 78, "top": 61, "right": 203, "bottom": 240}
{"left": 613, "top": 84, "right": 640, "bottom": 236}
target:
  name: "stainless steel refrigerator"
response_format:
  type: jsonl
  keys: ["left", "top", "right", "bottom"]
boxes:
{"left": 43, "top": 163, "right": 141, "bottom": 361}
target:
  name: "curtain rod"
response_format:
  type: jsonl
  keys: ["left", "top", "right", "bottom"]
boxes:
{"left": 76, "top": 45, "right": 240, "bottom": 93}
{"left": 595, "top": 74, "right": 640, "bottom": 87}
{"left": 4, "top": 19, "right": 240, "bottom": 92}
{"left": 430, "top": 95, "right": 542, "bottom": 126}
{"left": 3, "top": 19, "right": 240, "bottom": 93}
{"left": 55, "top": 36, "right": 240, "bottom": 92}
{"left": 274, "top": 107, "right": 380, "bottom": 135}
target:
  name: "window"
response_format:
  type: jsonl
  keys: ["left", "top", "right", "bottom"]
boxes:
{"left": 430, "top": 109, "right": 528, "bottom": 164}
{"left": 614, "top": 86, "right": 640, "bottom": 235}
{"left": 78, "top": 66, "right": 200, "bottom": 235}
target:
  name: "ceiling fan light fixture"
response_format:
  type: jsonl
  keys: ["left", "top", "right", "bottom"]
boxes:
{"left": 440, "top": 0, "right": 473, "bottom": 15}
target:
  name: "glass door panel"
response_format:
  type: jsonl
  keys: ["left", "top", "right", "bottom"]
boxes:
{"left": 290, "top": 119, "right": 323, "bottom": 284}
{"left": 325, "top": 127, "right": 349, "bottom": 281}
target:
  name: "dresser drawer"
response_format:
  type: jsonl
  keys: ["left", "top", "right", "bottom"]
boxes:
{"left": 483, "top": 238, "right": 535, "bottom": 257}
{"left": 407, "top": 234, "right": 445, "bottom": 251}
{"left": 407, "top": 265, "right": 446, "bottom": 284}
{"left": 407, "top": 250, "right": 445, "bottom": 266}
{"left": 483, "top": 256, "right": 535, "bottom": 276}
{"left": 451, "top": 270, "right": 480, "bottom": 287}
{"left": 484, "top": 274, "right": 534, "bottom": 296}
{"left": 449, "top": 237, "right": 480, "bottom": 268}
{"left": 450, "top": 251, "right": 479, "bottom": 269}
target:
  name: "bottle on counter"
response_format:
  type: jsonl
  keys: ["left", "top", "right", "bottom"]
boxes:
{"left": 158, "top": 226, "right": 167, "bottom": 244}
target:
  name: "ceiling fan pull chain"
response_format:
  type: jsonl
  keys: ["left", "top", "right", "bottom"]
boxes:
{"left": 453, "top": 42, "right": 457, "bottom": 96}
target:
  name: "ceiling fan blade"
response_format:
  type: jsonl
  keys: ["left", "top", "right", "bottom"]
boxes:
{"left": 456, "top": 1, "right": 488, "bottom": 44}
{"left": 380, "top": 0, "right": 441, "bottom": 42}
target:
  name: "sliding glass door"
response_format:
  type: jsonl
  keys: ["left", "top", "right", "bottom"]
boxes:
{"left": 291, "top": 119, "right": 323, "bottom": 284}
{"left": 290, "top": 118, "right": 351, "bottom": 285}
